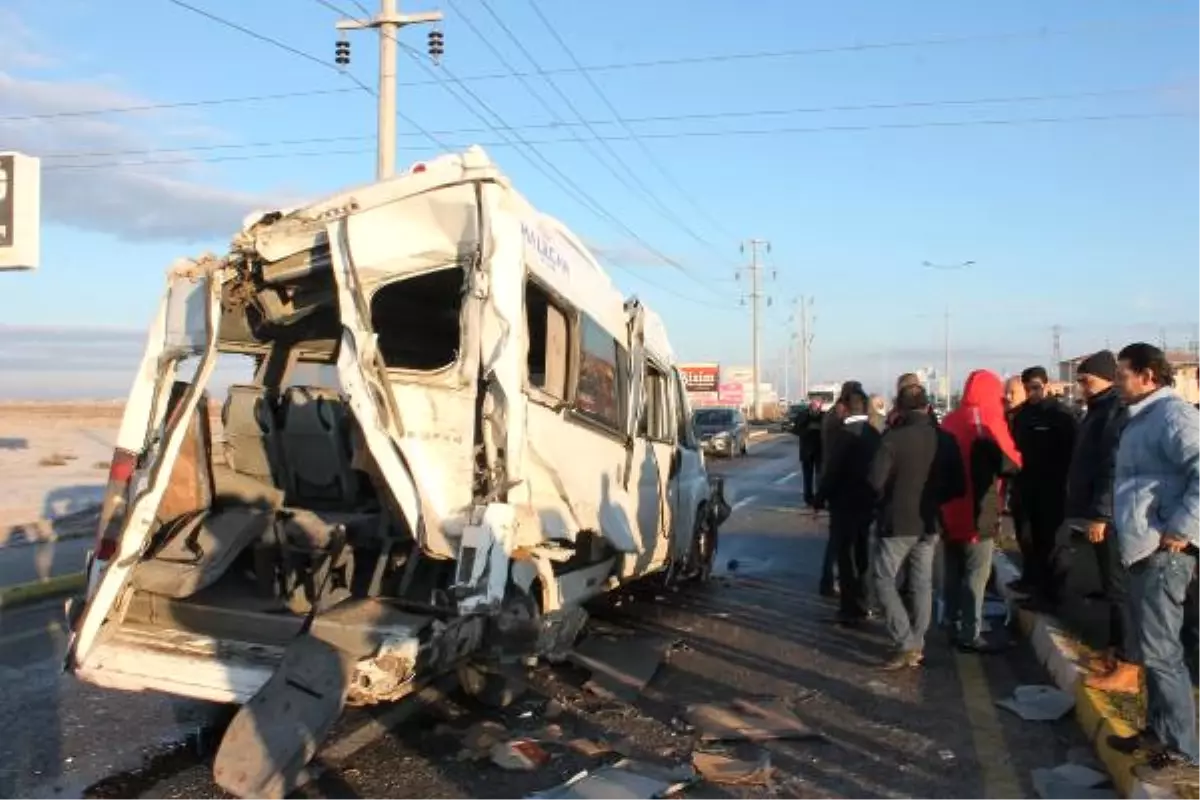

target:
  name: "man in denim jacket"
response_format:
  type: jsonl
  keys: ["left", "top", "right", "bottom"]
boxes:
{"left": 1107, "top": 343, "right": 1199, "bottom": 786}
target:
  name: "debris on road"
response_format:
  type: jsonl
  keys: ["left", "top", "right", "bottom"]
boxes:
{"left": 937, "top": 749, "right": 956, "bottom": 762}
{"left": 684, "top": 697, "right": 821, "bottom": 742}
{"left": 490, "top": 738, "right": 551, "bottom": 771}
{"left": 569, "top": 631, "right": 670, "bottom": 703}
{"left": 463, "top": 720, "right": 510, "bottom": 755}
{"left": 995, "top": 685, "right": 1076, "bottom": 722}
{"left": 566, "top": 738, "right": 611, "bottom": 758}
{"left": 1031, "top": 762, "right": 1116, "bottom": 799}
{"left": 691, "top": 750, "right": 773, "bottom": 786}
{"left": 527, "top": 758, "right": 695, "bottom": 799}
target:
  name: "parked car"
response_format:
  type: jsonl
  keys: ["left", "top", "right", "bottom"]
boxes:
{"left": 692, "top": 407, "right": 749, "bottom": 458}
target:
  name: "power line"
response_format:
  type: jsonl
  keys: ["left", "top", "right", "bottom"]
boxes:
{"left": 2, "top": 14, "right": 1192, "bottom": 123}
{"left": 177, "top": 0, "right": 724, "bottom": 309}
{"left": 163, "top": 0, "right": 455, "bottom": 152}
{"left": 525, "top": 0, "right": 740, "bottom": 246}
{"left": 369, "top": 10, "right": 729, "bottom": 298}
{"left": 37, "top": 81, "right": 1185, "bottom": 159}
{"left": 459, "top": 0, "right": 732, "bottom": 287}
{"left": 40, "top": 109, "right": 1190, "bottom": 169}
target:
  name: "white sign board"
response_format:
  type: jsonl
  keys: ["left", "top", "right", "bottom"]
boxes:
{"left": 0, "top": 152, "right": 41, "bottom": 271}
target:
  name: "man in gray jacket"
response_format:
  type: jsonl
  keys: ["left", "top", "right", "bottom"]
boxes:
{"left": 1107, "top": 343, "right": 1199, "bottom": 786}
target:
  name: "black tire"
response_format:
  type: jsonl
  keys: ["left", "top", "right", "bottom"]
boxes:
{"left": 686, "top": 505, "right": 718, "bottom": 583}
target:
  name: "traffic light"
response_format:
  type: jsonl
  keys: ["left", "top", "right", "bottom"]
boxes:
{"left": 428, "top": 29, "right": 444, "bottom": 64}
{"left": 335, "top": 39, "right": 351, "bottom": 66}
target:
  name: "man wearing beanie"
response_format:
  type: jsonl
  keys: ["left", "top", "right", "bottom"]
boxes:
{"left": 1012, "top": 364, "right": 1079, "bottom": 611}
{"left": 1064, "top": 350, "right": 1135, "bottom": 692}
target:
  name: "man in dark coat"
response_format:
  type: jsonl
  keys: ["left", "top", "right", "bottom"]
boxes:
{"left": 795, "top": 400, "right": 825, "bottom": 508}
{"left": 814, "top": 389, "right": 881, "bottom": 624}
{"left": 1064, "top": 351, "right": 1136, "bottom": 692}
{"left": 869, "top": 384, "right": 966, "bottom": 670}
{"left": 814, "top": 382, "right": 865, "bottom": 596}
{"left": 1012, "top": 365, "right": 1079, "bottom": 610}
{"left": 1002, "top": 375, "right": 1034, "bottom": 592}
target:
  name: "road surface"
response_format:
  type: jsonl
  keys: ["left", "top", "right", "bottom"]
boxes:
{"left": 0, "top": 435, "right": 1084, "bottom": 798}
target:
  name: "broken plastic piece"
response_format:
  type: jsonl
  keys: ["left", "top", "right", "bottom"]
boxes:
{"left": 527, "top": 759, "right": 695, "bottom": 799}
{"left": 691, "top": 751, "right": 773, "bottom": 786}
{"left": 685, "top": 698, "right": 820, "bottom": 742}
{"left": 490, "top": 738, "right": 551, "bottom": 771}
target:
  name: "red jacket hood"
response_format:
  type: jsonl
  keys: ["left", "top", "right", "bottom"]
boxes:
{"left": 947, "top": 369, "right": 1023, "bottom": 469}
{"left": 939, "top": 369, "right": 1023, "bottom": 541}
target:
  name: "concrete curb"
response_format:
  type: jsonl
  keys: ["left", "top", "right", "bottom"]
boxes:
{"left": 992, "top": 551, "right": 1167, "bottom": 799}
{"left": 0, "top": 507, "right": 100, "bottom": 549}
{"left": 0, "top": 571, "right": 86, "bottom": 609}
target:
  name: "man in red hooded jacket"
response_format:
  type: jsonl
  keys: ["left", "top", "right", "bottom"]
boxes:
{"left": 940, "top": 370, "right": 1024, "bottom": 652}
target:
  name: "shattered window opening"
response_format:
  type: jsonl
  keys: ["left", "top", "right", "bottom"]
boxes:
{"left": 575, "top": 315, "right": 625, "bottom": 431}
{"left": 371, "top": 267, "right": 464, "bottom": 371}
{"left": 525, "top": 280, "right": 570, "bottom": 400}
{"left": 640, "top": 362, "right": 671, "bottom": 441}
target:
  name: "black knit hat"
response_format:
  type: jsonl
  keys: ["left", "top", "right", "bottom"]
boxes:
{"left": 1077, "top": 350, "right": 1117, "bottom": 381}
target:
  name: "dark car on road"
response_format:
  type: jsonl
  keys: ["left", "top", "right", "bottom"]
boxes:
{"left": 693, "top": 407, "right": 749, "bottom": 458}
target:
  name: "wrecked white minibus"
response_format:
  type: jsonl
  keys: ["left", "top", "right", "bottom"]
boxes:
{"left": 63, "top": 146, "right": 731, "bottom": 797}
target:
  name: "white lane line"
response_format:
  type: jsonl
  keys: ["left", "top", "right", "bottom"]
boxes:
{"left": 773, "top": 469, "right": 800, "bottom": 486}
{"left": 731, "top": 495, "right": 757, "bottom": 512}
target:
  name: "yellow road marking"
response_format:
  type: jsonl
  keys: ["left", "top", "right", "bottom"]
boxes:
{"left": 954, "top": 650, "right": 1024, "bottom": 798}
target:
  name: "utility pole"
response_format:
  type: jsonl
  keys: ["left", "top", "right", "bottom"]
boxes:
{"left": 335, "top": 0, "right": 443, "bottom": 179}
{"left": 921, "top": 260, "right": 975, "bottom": 410}
{"left": 1052, "top": 324, "right": 1063, "bottom": 374}
{"left": 791, "top": 295, "right": 815, "bottom": 400}
{"left": 738, "top": 239, "right": 773, "bottom": 420}
{"left": 943, "top": 305, "right": 952, "bottom": 411}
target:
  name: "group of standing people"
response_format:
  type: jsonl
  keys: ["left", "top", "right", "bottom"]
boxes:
{"left": 791, "top": 343, "right": 1198, "bottom": 787}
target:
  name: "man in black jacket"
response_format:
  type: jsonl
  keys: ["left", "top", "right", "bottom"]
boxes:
{"left": 815, "top": 389, "right": 881, "bottom": 625}
{"left": 1063, "top": 351, "right": 1136, "bottom": 693}
{"left": 869, "top": 384, "right": 965, "bottom": 670}
{"left": 1012, "top": 366, "right": 1079, "bottom": 610}
{"left": 795, "top": 401, "right": 825, "bottom": 508}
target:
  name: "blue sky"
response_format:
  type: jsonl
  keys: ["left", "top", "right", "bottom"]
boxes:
{"left": 0, "top": 0, "right": 1196, "bottom": 399}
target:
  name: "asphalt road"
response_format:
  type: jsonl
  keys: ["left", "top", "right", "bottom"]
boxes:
{"left": 0, "top": 536, "right": 91, "bottom": 591}
{"left": 1, "top": 435, "right": 1086, "bottom": 798}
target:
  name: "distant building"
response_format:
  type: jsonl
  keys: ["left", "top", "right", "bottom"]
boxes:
{"left": 1059, "top": 348, "right": 1199, "bottom": 405}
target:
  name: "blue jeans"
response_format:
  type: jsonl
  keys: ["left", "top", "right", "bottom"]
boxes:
{"left": 873, "top": 535, "right": 936, "bottom": 653}
{"left": 1128, "top": 549, "right": 1199, "bottom": 764}
{"left": 944, "top": 539, "right": 995, "bottom": 644}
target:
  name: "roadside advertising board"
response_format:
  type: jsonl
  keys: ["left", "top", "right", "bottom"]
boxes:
{"left": 678, "top": 363, "right": 720, "bottom": 393}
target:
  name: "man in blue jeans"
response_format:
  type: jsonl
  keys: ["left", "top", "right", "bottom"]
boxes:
{"left": 1108, "top": 343, "right": 1199, "bottom": 787}
{"left": 868, "top": 384, "right": 965, "bottom": 670}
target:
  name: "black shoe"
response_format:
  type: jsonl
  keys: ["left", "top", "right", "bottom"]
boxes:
{"left": 828, "top": 612, "right": 867, "bottom": 627}
{"left": 1108, "top": 729, "right": 1162, "bottom": 756}
{"left": 956, "top": 636, "right": 1005, "bottom": 654}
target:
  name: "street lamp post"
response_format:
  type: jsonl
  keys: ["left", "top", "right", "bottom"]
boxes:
{"left": 921, "top": 260, "right": 975, "bottom": 410}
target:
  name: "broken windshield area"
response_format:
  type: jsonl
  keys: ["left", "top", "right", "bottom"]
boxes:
{"left": 370, "top": 267, "right": 464, "bottom": 371}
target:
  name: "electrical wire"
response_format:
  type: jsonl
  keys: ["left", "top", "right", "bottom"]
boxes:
{"left": 458, "top": 0, "right": 734, "bottom": 288}
{"left": 353, "top": 8, "right": 732, "bottom": 301}
{"left": 14, "top": 79, "right": 1176, "bottom": 128}
{"left": 40, "top": 109, "right": 1191, "bottom": 166}
{"left": 162, "top": 0, "right": 456, "bottom": 152}
{"left": 2, "top": 13, "right": 1191, "bottom": 123}
{"left": 524, "top": 0, "right": 741, "bottom": 248}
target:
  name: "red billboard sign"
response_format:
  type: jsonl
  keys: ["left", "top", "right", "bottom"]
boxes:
{"left": 678, "top": 363, "right": 719, "bottom": 393}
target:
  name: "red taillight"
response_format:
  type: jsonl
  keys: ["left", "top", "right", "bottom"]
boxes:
{"left": 412, "top": 163, "right": 427, "bottom": 173}
{"left": 93, "top": 448, "right": 138, "bottom": 563}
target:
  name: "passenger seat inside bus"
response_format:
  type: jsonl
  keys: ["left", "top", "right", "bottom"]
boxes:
{"left": 276, "top": 385, "right": 360, "bottom": 510}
